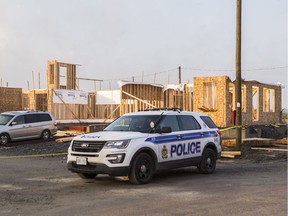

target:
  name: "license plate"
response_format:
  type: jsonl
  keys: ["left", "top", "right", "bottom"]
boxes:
{"left": 76, "top": 157, "right": 87, "bottom": 165}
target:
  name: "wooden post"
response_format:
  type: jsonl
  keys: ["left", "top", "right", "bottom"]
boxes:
{"left": 178, "top": 66, "right": 181, "bottom": 84}
{"left": 38, "top": 72, "right": 40, "bottom": 89}
{"left": 32, "top": 71, "right": 35, "bottom": 89}
{"left": 94, "top": 80, "right": 96, "bottom": 93}
{"left": 235, "top": 0, "right": 242, "bottom": 150}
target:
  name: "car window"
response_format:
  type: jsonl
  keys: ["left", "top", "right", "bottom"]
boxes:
{"left": 200, "top": 116, "right": 217, "bottom": 128}
{"left": 0, "top": 114, "right": 14, "bottom": 125}
{"left": 159, "top": 115, "right": 180, "bottom": 132}
{"left": 105, "top": 115, "right": 160, "bottom": 133}
{"left": 37, "top": 114, "right": 52, "bottom": 122}
{"left": 178, "top": 115, "right": 201, "bottom": 130}
{"left": 24, "top": 114, "right": 37, "bottom": 123}
{"left": 12, "top": 115, "right": 25, "bottom": 125}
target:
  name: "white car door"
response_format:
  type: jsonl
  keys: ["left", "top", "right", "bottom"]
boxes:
{"left": 156, "top": 115, "right": 187, "bottom": 163}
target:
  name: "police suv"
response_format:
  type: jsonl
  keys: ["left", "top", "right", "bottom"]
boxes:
{"left": 67, "top": 108, "right": 221, "bottom": 184}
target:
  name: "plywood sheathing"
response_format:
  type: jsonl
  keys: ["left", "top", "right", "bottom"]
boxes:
{"left": 193, "top": 76, "right": 282, "bottom": 127}
{"left": 22, "top": 89, "right": 50, "bottom": 111}
{"left": 0, "top": 87, "right": 22, "bottom": 113}
{"left": 193, "top": 76, "right": 229, "bottom": 127}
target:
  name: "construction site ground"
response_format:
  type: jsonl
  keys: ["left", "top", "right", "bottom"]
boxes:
{"left": 0, "top": 136, "right": 287, "bottom": 216}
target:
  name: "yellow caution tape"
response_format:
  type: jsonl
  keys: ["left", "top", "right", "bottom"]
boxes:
{"left": 219, "top": 125, "right": 242, "bottom": 132}
{"left": 0, "top": 152, "right": 67, "bottom": 159}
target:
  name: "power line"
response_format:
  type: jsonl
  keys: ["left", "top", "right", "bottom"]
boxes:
{"left": 97, "top": 66, "right": 287, "bottom": 85}
{"left": 182, "top": 66, "right": 287, "bottom": 72}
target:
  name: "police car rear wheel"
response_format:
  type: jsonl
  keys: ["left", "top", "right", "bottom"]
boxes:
{"left": 129, "top": 153, "right": 155, "bottom": 185}
{"left": 77, "top": 173, "right": 97, "bottom": 179}
{"left": 198, "top": 148, "right": 216, "bottom": 174}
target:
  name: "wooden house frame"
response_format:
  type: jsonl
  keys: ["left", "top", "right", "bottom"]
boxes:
{"left": 193, "top": 76, "right": 282, "bottom": 127}
{"left": 14, "top": 61, "right": 283, "bottom": 127}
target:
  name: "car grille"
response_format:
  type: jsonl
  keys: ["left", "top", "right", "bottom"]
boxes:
{"left": 72, "top": 141, "right": 106, "bottom": 153}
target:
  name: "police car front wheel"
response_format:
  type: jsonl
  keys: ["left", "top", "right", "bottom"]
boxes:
{"left": 129, "top": 153, "right": 155, "bottom": 185}
{"left": 198, "top": 148, "right": 216, "bottom": 174}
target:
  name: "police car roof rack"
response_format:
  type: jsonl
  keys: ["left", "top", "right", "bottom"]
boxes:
{"left": 143, "top": 107, "right": 182, "bottom": 112}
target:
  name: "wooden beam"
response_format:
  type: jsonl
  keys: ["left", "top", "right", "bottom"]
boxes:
{"left": 122, "top": 90, "right": 157, "bottom": 108}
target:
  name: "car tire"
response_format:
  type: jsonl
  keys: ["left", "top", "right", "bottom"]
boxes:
{"left": 198, "top": 148, "right": 216, "bottom": 174}
{"left": 41, "top": 130, "right": 51, "bottom": 141}
{"left": 129, "top": 153, "right": 155, "bottom": 185}
{"left": 0, "top": 133, "right": 10, "bottom": 145}
{"left": 77, "top": 173, "right": 97, "bottom": 179}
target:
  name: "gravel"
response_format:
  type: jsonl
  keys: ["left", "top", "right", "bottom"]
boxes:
{"left": 0, "top": 139, "right": 70, "bottom": 157}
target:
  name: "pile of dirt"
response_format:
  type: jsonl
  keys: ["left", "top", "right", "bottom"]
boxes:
{"left": 246, "top": 124, "right": 287, "bottom": 139}
{"left": 240, "top": 149, "right": 287, "bottom": 163}
{"left": 0, "top": 139, "right": 70, "bottom": 157}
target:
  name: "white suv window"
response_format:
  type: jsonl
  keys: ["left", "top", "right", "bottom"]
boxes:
{"left": 159, "top": 115, "right": 180, "bottom": 132}
{"left": 178, "top": 115, "right": 201, "bottom": 130}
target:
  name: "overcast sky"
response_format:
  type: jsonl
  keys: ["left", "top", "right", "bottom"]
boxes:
{"left": 0, "top": 0, "right": 287, "bottom": 108}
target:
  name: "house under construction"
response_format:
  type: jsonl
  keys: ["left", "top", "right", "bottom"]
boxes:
{"left": 1, "top": 60, "right": 283, "bottom": 128}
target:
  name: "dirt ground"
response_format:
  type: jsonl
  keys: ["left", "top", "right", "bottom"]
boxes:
{"left": 0, "top": 138, "right": 287, "bottom": 216}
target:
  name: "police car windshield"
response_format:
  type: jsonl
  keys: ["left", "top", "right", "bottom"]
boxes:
{"left": 104, "top": 115, "right": 161, "bottom": 133}
{"left": 0, "top": 114, "right": 14, "bottom": 125}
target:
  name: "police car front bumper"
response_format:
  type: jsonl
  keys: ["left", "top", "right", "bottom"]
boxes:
{"left": 67, "top": 162, "right": 130, "bottom": 176}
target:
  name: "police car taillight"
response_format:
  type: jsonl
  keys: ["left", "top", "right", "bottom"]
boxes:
{"left": 217, "top": 130, "right": 221, "bottom": 137}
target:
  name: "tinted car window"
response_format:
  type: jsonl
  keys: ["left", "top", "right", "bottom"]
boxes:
{"left": 24, "top": 114, "right": 38, "bottom": 123}
{"left": 159, "top": 115, "right": 180, "bottom": 132}
{"left": 37, "top": 114, "right": 52, "bottom": 122}
{"left": 178, "top": 115, "right": 201, "bottom": 130}
{"left": 12, "top": 116, "right": 25, "bottom": 125}
{"left": 200, "top": 116, "right": 217, "bottom": 128}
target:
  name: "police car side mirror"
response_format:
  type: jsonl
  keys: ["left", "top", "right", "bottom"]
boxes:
{"left": 161, "top": 126, "right": 172, "bottom": 133}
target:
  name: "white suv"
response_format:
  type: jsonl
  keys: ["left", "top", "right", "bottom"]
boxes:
{"left": 67, "top": 108, "right": 221, "bottom": 184}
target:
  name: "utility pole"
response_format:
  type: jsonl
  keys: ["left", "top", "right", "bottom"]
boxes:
{"left": 178, "top": 66, "right": 181, "bottom": 84}
{"left": 235, "top": 0, "right": 242, "bottom": 150}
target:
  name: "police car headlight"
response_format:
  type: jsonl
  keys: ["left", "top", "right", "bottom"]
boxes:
{"left": 104, "top": 140, "right": 130, "bottom": 149}
{"left": 106, "top": 154, "right": 125, "bottom": 163}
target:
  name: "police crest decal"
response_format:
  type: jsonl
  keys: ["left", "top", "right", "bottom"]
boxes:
{"left": 162, "top": 145, "right": 168, "bottom": 159}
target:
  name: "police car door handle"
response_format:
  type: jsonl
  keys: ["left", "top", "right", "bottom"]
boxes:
{"left": 200, "top": 132, "right": 205, "bottom": 136}
{"left": 176, "top": 135, "right": 182, "bottom": 139}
